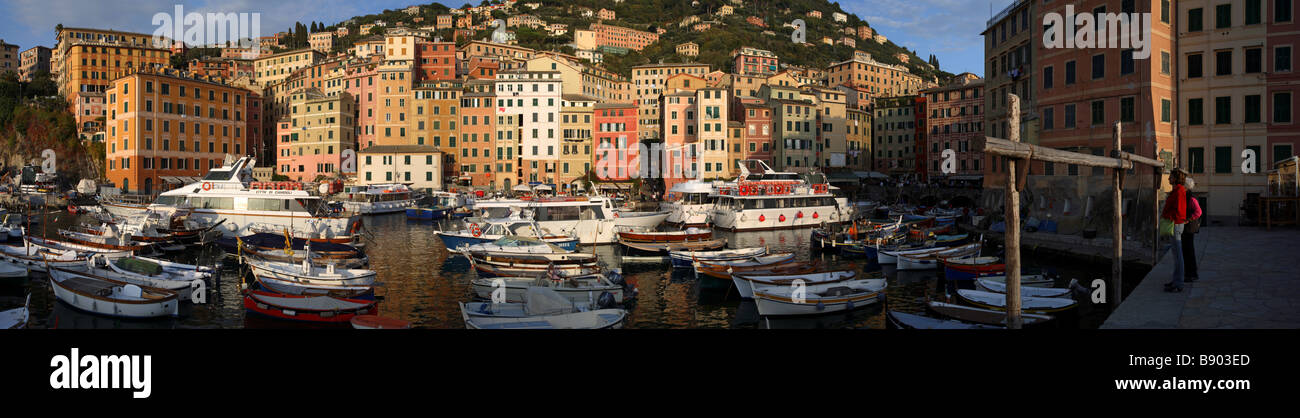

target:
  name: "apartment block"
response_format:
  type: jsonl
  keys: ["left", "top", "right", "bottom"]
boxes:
{"left": 18, "top": 46, "right": 51, "bottom": 82}
{"left": 589, "top": 23, "right": 660, "bottom": 51}
{"left": 982, "top": 0, "right": 1036, "bottom": 188}
{"left": 358, "top": 145, "right": 444, "bottom": 191}
{"left": 922, "top": 73, "right": 985, "bottom": 181}
{"left": 496, "top": 71, "right": 562, "bottom": 186}
{"left": 631, "top": 62, "right": 711, "bottom": 140}
{"left": 54, "top": 28, "right": 173, "bottom": 135}
{"left": 873, "top": 95, "right": 919, "bottom": 176}
{"left": 826, "top": 51, "right": 925, "bottom": 96}
{"left": 733, "top": 47, "right": 779, "bottom": 76}
{"left": 459, "top": 79, "right": 497, "bottom": 187}
{"left": 276, "top": 90, "right": 357, "bottom": 181}
{"left": 559, "top": 95, "right": 596, "bottom": 188}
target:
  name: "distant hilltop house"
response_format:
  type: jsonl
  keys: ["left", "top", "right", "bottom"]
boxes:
{"left": 874, "top": 34, "right": 887, "bottom": 43}
{"left": 437, "top": 14, "right": 453, "bottom": 29}
{"left": 508, "top": 14, "right": 545, "bottom": 29}
{"left": 842, "top": 26, "right": 856, "bottom": 36}
{"left": 335, "top": 26, "right": 349, "bottom": 37}
{"left": 693, "top": 22, "right": 716, "bottom": 32}
{"left": 747, "top": 16, "right": 766, "bottom": 28}
{"left": 717, "top": 5, "right": 735, "bottom": 17}
{"left": 524, "top": 2, "right": 541, "bottom": 10}
{"left": 680, "top": 15, "right": 701, "bottom": 28}
{"left": 832, "top": 12, "right": 847, "bottom": 23}
{"left": 858, "top": 26, "right": 874, "bottom": 40}
{"left": 839, "top": 36, "right": 856, "bottom": 48}
{"left": 894, "top": 52, "right": 910, "bottom": 63}
{"left": 403, "top": 5, "right": 420, "bottom": 15}
{"left": 807, "top": 10, "right": 822, "bottom": 19}
{"left": 598, "top": 8, "right": 616, "bottom": 21}
{"left": 821, "top": 36, "right": 833, "bottom": 45}
{"left": 676, "top": 42, "right": 699, "bottom": 57}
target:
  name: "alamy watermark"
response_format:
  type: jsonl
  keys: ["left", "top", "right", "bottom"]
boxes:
{"left": 151, "top": 5, "right": 261, "bottom": 51}
{"left": 1043, "top": 5, "right": 1151, "bottom": 59}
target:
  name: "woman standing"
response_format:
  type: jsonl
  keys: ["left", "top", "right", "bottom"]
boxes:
{"left": 1182, "top": 178, "right": 1203, "bottom": 283}
{"left": 1161, "top": 169, "right": 1189, "bottom": 292}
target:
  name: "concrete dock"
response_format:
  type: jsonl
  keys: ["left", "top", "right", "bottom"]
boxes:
{"left": 1102, "top": 226, "right": 1300, "bottom": 329}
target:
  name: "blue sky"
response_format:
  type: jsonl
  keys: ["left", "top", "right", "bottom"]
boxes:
{"left": 1, "top": 0, "right": 990, "bottom": 77}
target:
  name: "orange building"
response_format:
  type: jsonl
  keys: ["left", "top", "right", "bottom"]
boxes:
{"left": 104, "top": 70, "right": 254, "bottom": 194}
{"left": 54, "top": 27, "right": 173, "bottom": 135}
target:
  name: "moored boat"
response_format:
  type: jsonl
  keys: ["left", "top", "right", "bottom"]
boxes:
{"left": 243, "top": 289, "right": 378, "bottom": 323}
{"left": 975, "top": 278, "right": 1073, "bottom": 298}
{"left": 751, "top": 278, "right": 887, "bottom": 316}
{"left": 956, "top": 289, "right": 1077, "bottom": 314}
{"left": 668, "top": 246, "right": 767, "bottom": 268}
{"left": 47, "top": 267, "right": 179, "bottom": 318}
{"left": 941, "top": 256, "right": 1005, "bottom": 280}
{"left": 0, "top": 294, "right": 30, "bottom": 329}
{"left": 886, "top": 310, "right": 1003, "bottom": 329}
{"left": 350, "top": 315, "right": 412, "bottom": 329}
{"left": 470, "top": 273, "right": 627, "bottom": 304}
{"left": 927, "top": 301, "right": 1054, "bottom": 326}
{"left": 731, "top": 269, "right": 865, "bottom": 299}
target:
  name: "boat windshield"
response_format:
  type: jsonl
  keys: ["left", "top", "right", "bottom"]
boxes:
{"left": 683, "top": 193, "right": 715, "bottom": 205}
{"left": 202, "top": 169, "right": 237, "bottom": 182}
{"left": 153, "top": 195, "right": 186, "bottom": 206}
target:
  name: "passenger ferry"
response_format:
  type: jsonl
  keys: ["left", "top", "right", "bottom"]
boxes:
{"left": 340, "top": 183, "right": 420, "bottom": 215}
{"left": 710, "top": 160, "right": 852, "bottom": 231}
{"left": 470, "top": 196, "right": 668, "bottom": 245}
{"left": 662, "top": 180, "right": 717, "bottom": 227}
{"left": 146, "top": 157, "right": 362, "bottom": 239}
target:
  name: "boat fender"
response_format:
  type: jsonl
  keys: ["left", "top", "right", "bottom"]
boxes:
{"left": 813, "top": 212, "right": 819, "bottom": 219}
{"left": 759, "top": 215, "right": 765, "bottom": 222}
{"left": 815, "top": 301, "right": 825, "bottom": 311}
{"left": 796, "top": 211, "right": 803, "bottom": 219}
{"left": 845, "top": 299, "right": 854, "bottom": 310}
{"left": 779, "top": 214, "right": 786, "bottom": 222}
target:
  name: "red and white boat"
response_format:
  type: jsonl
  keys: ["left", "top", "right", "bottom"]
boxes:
{"left": 710, "top": 160, "right": 852, "bottom": 231}
{"left": 243, "top": 289, "right": 378, "bottom": 323}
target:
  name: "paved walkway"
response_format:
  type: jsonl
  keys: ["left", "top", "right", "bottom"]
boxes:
{"left": 1102, "top": 226, "right": 1300, "bottom": 329}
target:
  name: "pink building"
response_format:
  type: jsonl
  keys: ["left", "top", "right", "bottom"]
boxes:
{"left": 1269, "top": 2, "right": 1299, "bottom": 165}
{"left": 594, "top": 102, "right": 639, "bottom": 181}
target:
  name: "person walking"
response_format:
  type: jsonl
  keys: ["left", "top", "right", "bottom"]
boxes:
{"left": 1181, "top": 177, "right": 1203, "bottom": 283}
{"left": 1161, "top": 169, "right": 1189, "bottom": 292}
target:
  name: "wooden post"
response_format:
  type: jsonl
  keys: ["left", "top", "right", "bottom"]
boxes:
{"left": 1113, "top": 122, "right": 1124, "bottom": 305}
{"left": 1005, "top": 94, "right": 1022, "bottom": 329}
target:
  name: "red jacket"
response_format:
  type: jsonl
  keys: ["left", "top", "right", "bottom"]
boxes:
{"left": 1162, "top": 184, "right": 1187, "bottom": 224}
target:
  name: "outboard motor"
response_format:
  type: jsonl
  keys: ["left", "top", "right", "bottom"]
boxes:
{"left": 596, "top": 291, "right": 618, "bottom": 309}
{"left": 607, "top": 268, "right": 625, "bottom": 287}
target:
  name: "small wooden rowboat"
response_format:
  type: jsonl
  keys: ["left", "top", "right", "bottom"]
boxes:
{"left": 617, "top": 228, "right": 713, "bottom": 243}
{"left": 48, "top": 267, "right": 179, "bottom": 318}
{"left": 975, "top": 274, "right": 1055, "bottom": 287}
{"left": 254, "top": 276, "right": 374, "bottom": 299}
{"left": 0, "top": 243, "right": 92, "bottom": 273}
{"left": 471, "top": 261, "right": 602, "bottom": 278}
{"left": 57, "top": 229, "right": 155, "bottom": 252}
{"left": 752, "top": 278, "right": 887, "bottom": 316}
{"left": 243, "top": 289, "right": 378, "bottom": 323}
{"left": 460, "top": 304, "right": 627, "bottom": 329}
{"left": 956, "top": 289, "right": 1077, "bottom": 314}
{"left": 895, "top": 243, "right": 982, "bottom": 271}
{"left": 731, "top": 270, "right": 862, "bottom": 299}
{"left": 0, "top": 294, "right": 31, "bottom": 329}
{"left": 668, "top": 246, "right": 767, "bottom": 268}
{"left": 927, "top": 301, "right": 1054, "bottom": 326}
{"left": 886, "top": 310, "right": 1002, "bottom": 329}
{"left": 247, "top": 258, "right": 377, "bottom": 287}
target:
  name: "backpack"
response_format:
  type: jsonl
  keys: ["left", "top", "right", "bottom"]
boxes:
{"left": 1185, "top": 192, "right": 1201, "bottom": 234}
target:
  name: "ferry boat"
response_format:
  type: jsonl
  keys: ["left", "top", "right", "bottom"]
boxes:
{"left": 141, "top": 157, "right": 362, "bottom": 239}
{"left": 662, "top": 180, "right": 718, "bottom": 227}
{"left": 710, "top": 160, "right": 852, "bottom": 231}
{"left": 340, "top": 183, "right": 420, "bottom": 215}
{"left": 470, "top": 196, "right": 668, "bottom": 245}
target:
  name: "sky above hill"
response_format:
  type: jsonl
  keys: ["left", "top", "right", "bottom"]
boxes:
{"left": 1, "top": 0, "right": 989, "bottom": 78}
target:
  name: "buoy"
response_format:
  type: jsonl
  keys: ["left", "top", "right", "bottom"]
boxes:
{"left": 779, "top": 214, "right": 787, "bottom": 222}
{"left": 797, "top": 211, "right": 804, "bottom": 219}
{"left": 759, "top": 215, "right": 766, "bottom": 222}
{"left": 813, "top": 212, "right": 819, "bottom": 219}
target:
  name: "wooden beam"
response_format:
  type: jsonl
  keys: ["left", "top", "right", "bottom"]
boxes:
{"left": 984, "top": 137, "right": 1135, "bottom": 169}
{"left": 1005, "top": 94, "right": 1022, "bottom": 330}
{"left": 1113, "top": 122, "right": 1124, "bottom": 305}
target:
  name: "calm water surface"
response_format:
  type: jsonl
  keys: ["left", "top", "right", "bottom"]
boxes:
{"left": 0, "top": 212, "right": 1124, "bottom": 329}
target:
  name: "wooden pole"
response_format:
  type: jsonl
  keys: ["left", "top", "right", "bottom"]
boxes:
{"left": 1113, "top": 122, "right": 1124, "bottom": 305}
{"left": 1005, "top": 94, "right": 1022, "bottom": 329}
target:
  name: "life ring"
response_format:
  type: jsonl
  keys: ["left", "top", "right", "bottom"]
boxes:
{"left": 472, "top": 226, "right": 482, "bottom": 237}
{"left": 201, "top": 182, "right": 212, "bottom": 191}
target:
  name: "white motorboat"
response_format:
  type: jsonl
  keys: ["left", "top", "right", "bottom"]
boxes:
{"left": 438, "top": 217, "right": 580, "bottom": 251}
{"left": 668, "top": 246, "right": 768, "bottom": 268}
{"left": 142, "top": 157, "right": 362, "bottom": 239}
{"left": 87, "top": 255, "right": 205, "bottom": 302}
{"left": 341, "top": 183, "right": 420, "bottom": 215}
{"left": 0, "top": 241, "right": 98, "bottom": 273}
{"left": 470, "top": 196, "right": 667, "bottom": 245}
{"left": 0, "top": 262, "right": 28, "bottom": 281}
{"left": 752, "top": 278, "right": 887, "bottom": 316}
{"left": 710, "top": 160, "right": 853, "bottom": 231}
{"left": 662, "top": 180, "right": 718, "bottom": 227}
{"left": 47, "top": 267, "right": 179, "bottom": 318}
{"left": 452, "top": 235, "right": 575, "bottom": 255}
{"left": 470, "top": 273, "right": 626, "bottom": 304}
{"left": 895, "top": 243, "right": 982, "bottom": 270}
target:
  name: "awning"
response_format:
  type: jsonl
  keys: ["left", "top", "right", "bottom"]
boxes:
{"left": 949, "top": 175, "right": 984, "bottom": 181}
{"left": 826, "top": 172, "right": 861, "bottom": 184}
{"left": 854, "top": 171, "right": 889, "bottom": 179}
{"left": 511, "top": 184, "right": 532, "bottom": 191}
{"left": 533, "top": 184, "right": 553, "bottom": 191}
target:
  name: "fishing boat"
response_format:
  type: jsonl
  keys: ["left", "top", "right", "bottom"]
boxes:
{"left": 695, "top": 259, "right": 816, "bottom": 282}
{"left": 956, "top": 289, "right": 1078, "bottom": 314}
{"left": 140, "top": 157, "right": 363, "bottom": 238}
{"left": 243, "top": 289, "right": 378, "bottom": 323}
{"left": 254, "top": 275, "right": 375, "bottom": 299}
{"left": 927, "top": 301, "right": 1054, "bottom": 326}
{"left": 975, "top": 278, "right": 1074, "bottom": 298}
{"left": 459, "top": 288, "right": 626, "bottom": 329}
{"left": 469, "top": 196, "right": 668, "bottom": 245}
{"left": 56, "top": 229, "right": 156, "bottom": 252}
{"left": 668, "top": 246, "right": 768, "bottom": 268}
{"left": 692, "top": 253, "right": 798, "bottom": 275}
{"left": 341, "top": 183, "right": 420, "bottom": 215}
{"left": 245, "top": 247, "right": 369, "bottom": 269}
{"left": 620, "top": 237, "right": 728, "bottom": 254}
{"left": 941, "top": 256, "right": 1005, "bottom": 280}
{"left": 711, "top": 160, "right": 853, "bottom": 231}
{"left": 47, "top": 267, "right": 179, "bottom": 318}
{"left": 470, "top": 273, "right": 628, "bottom": 304}
{"left": 438, "top": 217, "right": 579, "bottom": 251}
{"left": 246, "top": 257, "right": 377, "bottom": 287}
{"left": 0, "top": 294, "right": 29, "bottom": 329}
{"left": 466, "top": 251, "right": 601, "bottom": 278}
{"left": 731, "top": 269, "right": 864, "bottom": 299}
{"left": 752, "top": 278, "right": 887, "bottom": 316}
{"left": 0, "top": 242, "right": 96, "bottom": 273}
{"left": 617, "top": 227, "right": 713, "bottom": 243}
{"left": 216, "top": 233, "right": 364, "bottom": 260}
{"left": 350, "top": 315, "right": 412, "bottom": 329}
{"left": 894, "top": 243, "right": 982, "bottom": 271}
{"left": 885, "top": 310, "right": 1002, "bottom": 329}
{"left": 875, "top": 242, "right": 946, "bottom": 264}
{"left": 452, "top": 235, "right": 575, "bottom": 256}
{"left": 662, "top": 180, "right": 718, "bottom": 227}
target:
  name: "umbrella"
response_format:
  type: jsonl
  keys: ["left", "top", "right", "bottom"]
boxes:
{"left": 533, "top": 184, "right": 553, "bottom": 191}
{"left": 511, "top": 184, "right": 532, "bottom": 192}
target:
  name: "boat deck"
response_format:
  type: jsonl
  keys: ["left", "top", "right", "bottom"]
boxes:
{"left": 58, "top": 275, "right": 116, "bottom": 296}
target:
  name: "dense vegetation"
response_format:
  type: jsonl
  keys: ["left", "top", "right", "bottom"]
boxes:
{"left": 0, "top": 71, "right": 103, "bottom": 181}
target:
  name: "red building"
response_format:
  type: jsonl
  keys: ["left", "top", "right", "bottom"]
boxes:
{"left": 921, "top": 73, "right": 984, "bottom": 181}
{"left": 593, "top": 102, "right": 639, "bottom": 181}
{"left": 417, "top": 41, "right": 457, "bottom": 81}
{"left": 737, "top": 101, "right": 773, "bottom": 164}
{"left": 914, "top": 96, "right": 928, "bottom": 181}
{"left": 464, "top": 56, "right": 499, "bottom": 80}
{"left": 246, "top": 92, "right": 264, "bottom": 161}
{"left": 732, "top": 47, "right": 779, "bottom": 76}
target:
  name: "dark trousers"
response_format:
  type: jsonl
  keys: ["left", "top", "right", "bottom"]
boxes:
{"left": 1181, "top": 229, "right": 1198, "bottom": 279}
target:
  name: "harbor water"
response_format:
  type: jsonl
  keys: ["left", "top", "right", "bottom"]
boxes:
{"left": 0, "top": 211, "right": 1144, "bottom": 329}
